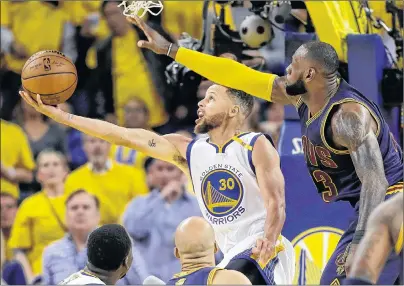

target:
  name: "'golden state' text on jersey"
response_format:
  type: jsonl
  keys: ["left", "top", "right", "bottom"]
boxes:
{"left": 187, "top": 132, "right": 267, "bottom": 254}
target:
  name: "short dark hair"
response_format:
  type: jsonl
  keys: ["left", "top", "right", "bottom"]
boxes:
{"left": 65, "top": 189, "right": 100, "bottom": 209}
{"left": 87, "top": 224, "right": 132, "bottom": 271}
{"left": 226, "top": 88, "right": 254, "bottom": 117}
{"left": 302, "top": 41, "right": 339, "bottom": 75}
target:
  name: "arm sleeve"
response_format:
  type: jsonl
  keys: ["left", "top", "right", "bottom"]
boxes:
{"left": 175, "top": 47, "right": 277, "bottom": 101}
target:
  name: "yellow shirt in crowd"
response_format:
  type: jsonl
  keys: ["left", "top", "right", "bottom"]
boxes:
{"left": 64, "top": 161, "right": 149, "bottom": 225}
{"left": 109, "top": 145, "right": 148, "bottom": 172}
{"left": 8, "top": 192, "right": 66, "bottom": 276}
{"left": 2, "top": 1, "right": 69, "bottom": 73}
{"left": 0, "top": 120, "right": 35, "bottom": 199}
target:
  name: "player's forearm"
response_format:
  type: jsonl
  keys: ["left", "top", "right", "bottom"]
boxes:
{"left": 356, "top": 177, "right": 388, "bottom": 232}
{"left": 171, "top": 46, "right": 277, "bottom": 101}
{"left": 349, "top": 224, "right": 391, "bottom": 284}
{"left": 264, "top": 199, "right": 286, "bottom": 246}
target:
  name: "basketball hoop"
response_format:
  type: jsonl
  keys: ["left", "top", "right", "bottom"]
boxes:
{"left": 118, "top": 1, "right": 164, "bottom": 18}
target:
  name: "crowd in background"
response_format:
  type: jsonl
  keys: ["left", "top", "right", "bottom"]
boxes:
{"left": 0, "top": 1, "right": 286, "bottom": 285}
{"left": 0, "top": 1, "right": 401, "bottom": 285}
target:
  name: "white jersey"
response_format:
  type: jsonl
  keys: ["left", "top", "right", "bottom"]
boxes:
{"left": 58, "top": 270, "right": 105, "bottom": 285}
{"left": 187, "top": 132, "right": 295, "bottom": 284}
{"left": 187, "top": 132, "right": 270, "bottom": 254}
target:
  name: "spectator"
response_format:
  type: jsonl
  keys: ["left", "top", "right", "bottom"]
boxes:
{"left": 109, "top": 98, "right": 149, "bottom": 175}
{"left": 57, "top": 103, "right": 87, "bottom": 170}
{"left": 1, "top": 230, "right": 26, "bottom": 285}
{"left": 1, "top": 94, "right": 35, "bottom": 200}
{"left": 8, "top": 150, "right": 69, "bottom": 282}
{"left": 0, "top": 1, "right": 76, "bottom": 121}
{"left": 0, "top": 193, "right": 18, "bottom": 262}
{"left": 16, "top": 100, "right": 68, "bottom": 159}
{"left": 243, "top": 100, "right": 263, "bottom": 133}
{"left": 86, "top": 1, "right": 169, "bottom": 128}
{"left": 64, "top": 135, "right": 148, "bottom": 225}
{"left": 123, "top": 159, "right": 201, "bottom": 281}
{"left": 260, "top": 102, "right": 285, "bottom": 147}
{"left": 42, "top": 190, "right": 100, "bottom": 284}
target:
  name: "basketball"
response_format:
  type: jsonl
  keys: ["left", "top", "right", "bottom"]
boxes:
{"left": 21, "top": 50, "right": 77, "bottom": 105}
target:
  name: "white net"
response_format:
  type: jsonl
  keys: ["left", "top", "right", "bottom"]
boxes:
{"left": 118, "top": 1, "right": 164, "bottom": 18}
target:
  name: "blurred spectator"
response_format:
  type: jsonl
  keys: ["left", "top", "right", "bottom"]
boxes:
{"left": 123, "top": 159, "right": 201, "bottom": 281}
{"left": 0, "top": 193, "right": 18, "bottom": 262}
{"left": 243, "top": 100, "right": 263, "bottom": 133}
{"left": 260, "top": 103, "right": 285, "bottom": 148}
{"left": 86, "top": 1, "right": 170, "bottom": 127}
{"left": 42, "top": 190, "right": 100, "bottom": 284}
{"left": 109, "top": 98, "right": 149, "bottom": 175}
{"left": 64, "top": 135, "right": 148, "bottom": 225}
{"left": 1, "top": 94, "right": 35, "bottom": 199}
{"left": 0, "top": 1, "right": 76, "bottom": 121}
{"left": 1, "top": 230, "right": 26, "bottom": 285}
{"left": 16, "top": 100, "right": 68, "bottom": 159}
{"left": 8, "top": 150, "right": 69, "bottom": 282}
{"left": 57, "top": 103, "right": 87, "bottom": 170}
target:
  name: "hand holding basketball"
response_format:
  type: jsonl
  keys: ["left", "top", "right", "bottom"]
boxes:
{"left": 127, "top": 16, "right": 172, "bottom": 55}
{"left": 19, "top": 91, "right": 61, "bottom": 120}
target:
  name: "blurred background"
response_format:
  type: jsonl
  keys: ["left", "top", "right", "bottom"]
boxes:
{"left": 0, "top": 0, "right": 403, "bottom": 285}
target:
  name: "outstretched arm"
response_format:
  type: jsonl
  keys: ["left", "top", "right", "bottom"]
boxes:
{"left": 332, "top": 102, "right": 389, "bottom": 269}
{"left": 344, "top": 193, "right": 403, "bottom": 284}
{"left": 252, "top": 135, "right": 286, "bottom": 263}
{"left": 19, "top": 92, "right": 190, "bottom": 169}
{"left": 127, "top": 16, "right": 296, "bottom": 106}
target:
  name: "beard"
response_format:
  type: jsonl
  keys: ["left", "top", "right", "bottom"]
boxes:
{"left": 285, "top": 77, "right": 307, "bottom": 96}
{"left": 194, "top": 112, "right": 226, "bottom": 134}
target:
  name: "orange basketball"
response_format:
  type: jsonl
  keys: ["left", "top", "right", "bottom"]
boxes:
{"left": 21, "top": 50, "right": 77, "bottom": 105}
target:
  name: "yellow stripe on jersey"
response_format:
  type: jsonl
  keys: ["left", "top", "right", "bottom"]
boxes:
{"left": 395, "top": 224, "right": 403, "bottom": 255}
{"left": 386, "top": 182, "right": 403, "bottom": 196}
{"left": 207, "top": 268, "right": 222, "bottom": 285}
{"left": 232, "top": 136, "right": 253, "bottom": 151}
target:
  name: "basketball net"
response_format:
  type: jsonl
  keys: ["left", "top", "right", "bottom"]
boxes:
{"left": 118, "top": 1, "right": 164, "bottom": 18}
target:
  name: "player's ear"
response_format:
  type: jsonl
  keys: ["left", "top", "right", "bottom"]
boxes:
{"left": 305, "top": 68, "right": 316, "bottom": 82}
{"left": 174, "top": 247, "right": 180, "bottom": 258}
{"left": 230, "top": 105, "right": 240, "bottom": 117}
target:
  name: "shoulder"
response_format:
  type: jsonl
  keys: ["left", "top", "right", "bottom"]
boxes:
{"left": 213, "top": 269, "right": 251, "bottom": 285}
{"left": 252, "top": 134, "right": 279, "bottom": 161}
{"left": 67, "top": 165, "right": 88, "bottom": 177}
{"left": 19, "top": 192, "right": 44, "bottom": 209}
{"left": 44, "top": 236, "right": 69, "bottom": 254}
{"left": 2, "top": 120, "right": 26, "bottom": 136}
{"left": 331, "top": 102, "right": 375, "bottom": 148}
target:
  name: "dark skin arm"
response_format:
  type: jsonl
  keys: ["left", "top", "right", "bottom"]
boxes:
{"left": 331, "top": 102, "right": 389, "bottom": 272}
{"left": 127, "top": 16, "right": 300, "bottom": 107}
{"left": 348, "top": 193, "right": 403, "bottom": 284}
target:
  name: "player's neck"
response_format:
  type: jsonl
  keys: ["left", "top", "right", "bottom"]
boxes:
{"left": 304, "top": 78, "right": 339, "bottom": 115}
{"left": 85, "top": 264, "right": 119, "bottom": 285}
{"left": 208, "top": 125, "right": 241, "bottom": 146}
{"left": 180, "top": 260, "right": 215, "bottom": 273}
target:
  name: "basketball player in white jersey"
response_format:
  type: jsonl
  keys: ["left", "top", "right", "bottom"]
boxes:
{"left": 59, "top": 224, "right": 133, "bottom": 285}
{"left": 20, "top": 85, "right": 295, "bottom": 284}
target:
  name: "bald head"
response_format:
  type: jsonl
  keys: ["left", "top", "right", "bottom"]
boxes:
{"left": 175, "top": 217, "right": 216, "bottom": 256}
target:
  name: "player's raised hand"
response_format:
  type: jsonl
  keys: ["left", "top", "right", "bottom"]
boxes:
{"left": 19, "top": 91, "right": 61, "bottom": 120}
{"left": 252, "top": 237, "right": 275, "bottom": 265}
{"left": 127, "top": 15, "right": 173, "bottom": 55}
